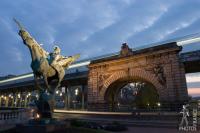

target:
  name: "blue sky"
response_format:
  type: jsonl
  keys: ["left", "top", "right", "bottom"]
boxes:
{"left": 0, "top": 0, "right": 200, "bottom": 96}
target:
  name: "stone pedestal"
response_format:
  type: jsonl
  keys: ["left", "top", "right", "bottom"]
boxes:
{"left": 35, "top": 91, "right": 54, "bottom": 119}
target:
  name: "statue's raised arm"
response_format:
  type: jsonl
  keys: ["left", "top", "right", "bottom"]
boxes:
{"left": 14, "top": 18, "right": 49, "bottom": 58}
{"left": 13, "top": 18, "right": 24, "bottom": 31}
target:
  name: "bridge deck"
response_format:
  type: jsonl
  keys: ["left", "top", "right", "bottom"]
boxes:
{"left": 181, "top": 50, "right": 200, "bottom": 73}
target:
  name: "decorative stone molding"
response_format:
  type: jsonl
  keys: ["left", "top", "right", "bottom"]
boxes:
{"left": 145, "top": 64, "right": 166, "bottom": 86}
{"left": 98, "top": 73, "right": 111, "bottom": 92}
{"left": 120, "top": 43, "right": 133, "bottom": 57}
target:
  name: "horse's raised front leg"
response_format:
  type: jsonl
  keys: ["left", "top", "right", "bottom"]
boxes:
{"left": 43, "top": 75, "right": 50, "bottom": 91}
{"left": 55, "top": 68, "right": 65, "bottom": 89}
{"left": 55, "top": 82, "right": 61, "bottom": 89}
{"left": 34, "top": 74, "right": 41, "bottom": 90}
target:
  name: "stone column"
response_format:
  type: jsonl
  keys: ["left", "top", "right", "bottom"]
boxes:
{"left": 64, "top": 87, "right": 69, "bottom": 110}
{"left": 53, "top": 89, "right": 56, "bottom": 108}
{"left": 0, "top": 96, "right": 2, "bottom": 107}
{"left": 15, "top": 93, "right": 18, "bottom": 107}
{"left": 19, "top": 92, "right": 22, "bottom": 108}
{"left": 28, "top": 92, "right": 31, "bottom": 107}
{"left": 81, "top": 86, "right": 85, "bottom": 110}
{"left": 24, "top": 92, "right": 28, "bottom": 108}
{"left": 11, "top": 96, "right": 14, "bottom": 107}
{"left": 67, "top": 87, "right": 71, "bottom": 109}
{"left": 5, "top": 96, "right": 9, "bottom": 107}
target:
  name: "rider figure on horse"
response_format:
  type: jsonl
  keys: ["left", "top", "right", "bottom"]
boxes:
{"left": 49, "top": 45, "right": 62, "bottom": 72}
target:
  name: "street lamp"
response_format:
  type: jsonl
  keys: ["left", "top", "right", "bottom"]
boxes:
{"left": 157, "top": 102, "right": 161, "bottom": 107}
{"left": 27, "top": 92, "right": 31, "bottom": 98}
{"left": 18, "top": 93, "right": 21, "bottom": 98}
{"left": 75, "top": 88, "right": 79, "bottom": 96}
{"left": 157, "top": 102, "right": 161, "bottom": 114}
{"left": 36, "top": 113, "right": 40, "bottom": 119}
{"left": 36, "top": 94, "right": 39, "bottom": 99}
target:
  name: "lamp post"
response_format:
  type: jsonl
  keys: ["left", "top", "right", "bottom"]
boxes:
{"left": 75, "top": 88, "right": 79, "bottom": 96}
{"left": 74, "top": 88, "right": 79, "bottom": 109}
{"left": 157, "top": 102, "right": 161, "bottom": 107}
{"left": 14, "top": 94, "right": 18, "bottom": 107}
{"left": 147, "top": 103, "right": 150, "bottom": 111}
{"left": 5, "top": 96, "right": 8, "bottom": 107}
{"left": 0, "top": 95, "right": 3, "bottom": 107}
{"left": 157, "top": 102, "right": 161, "bottom": 114}
{"left": 81, "top": 86, "right": 85, "bottom": 110}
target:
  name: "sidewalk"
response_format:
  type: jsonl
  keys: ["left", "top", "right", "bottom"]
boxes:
{"left": 0, "top": 124, "right": 15, "bottom": 132}
{"left": 113, "top": 127, "right": 198, "bottom": 133}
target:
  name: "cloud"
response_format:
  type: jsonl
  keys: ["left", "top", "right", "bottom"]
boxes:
{"left": 0, "top": 0, "right": 199, "bottom": 76}
{"left": 186, "top": 73, "right": 200, "bottom": 97}
{"left": 127, "top": 0, "right": 200, "bottom": 46}
{"left": 7, "top": 47, "right": 23, "bottom": 62}
{"left": 76, "top": 0, "right": 173, "bottom": 58}
{"left": 186, "top": 73, "right": 200, "bottom": 83}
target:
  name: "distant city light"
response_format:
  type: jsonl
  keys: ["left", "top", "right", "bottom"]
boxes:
{"left": 36, "top": 113, "right": 40, "bottom": 119}
{"left": 117, "top": 103, "right": 120, "bottom": 106}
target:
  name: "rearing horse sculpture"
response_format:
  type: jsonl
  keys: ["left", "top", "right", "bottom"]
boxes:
{"left": 14, "top": 19, "right": 80, "bottom": 93}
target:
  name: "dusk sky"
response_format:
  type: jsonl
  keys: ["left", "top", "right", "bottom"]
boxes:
{"left": 0, "top": 0, "right": 199, "bottom": 96}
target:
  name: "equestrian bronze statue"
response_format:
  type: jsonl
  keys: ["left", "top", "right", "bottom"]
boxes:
{"left": 14, "top": 19, "right": 79, "bottom": 92}
{"left": 14, "top": 19, "right": 80, "bottom": 118}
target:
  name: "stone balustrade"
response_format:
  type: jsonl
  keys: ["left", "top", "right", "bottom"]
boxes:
{"left": 0, "top": 108, "right": 32, "bottom": 125}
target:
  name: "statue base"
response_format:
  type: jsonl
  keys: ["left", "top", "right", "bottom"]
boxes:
{"left": 35, "top": 90, "right": 54, "bottom": 119}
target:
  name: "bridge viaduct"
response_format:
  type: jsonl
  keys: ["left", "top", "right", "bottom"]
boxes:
{"left": 0, "top": 40, "right": 199, "bottom": 111}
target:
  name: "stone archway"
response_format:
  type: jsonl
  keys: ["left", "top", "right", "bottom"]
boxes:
{"left": 101, "top": 69, "right": 164, "bottom": 100}
{"left": 87, "top": 43, "right": 188, "bottom": 111}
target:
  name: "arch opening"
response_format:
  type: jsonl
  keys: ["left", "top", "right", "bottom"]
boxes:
{"left": 104, "top": 77, "right": 159, "bottom": 111}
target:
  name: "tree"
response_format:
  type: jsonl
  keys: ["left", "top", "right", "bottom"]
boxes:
{"left": 135, "top": 84, "right": 159, "bottom": 109}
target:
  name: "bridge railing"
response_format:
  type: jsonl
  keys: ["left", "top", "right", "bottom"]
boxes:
{"left": 0, "top": 108, "right": 32, "bottom": 125}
